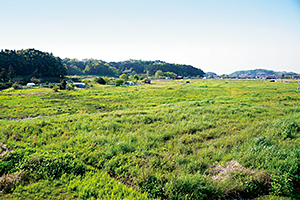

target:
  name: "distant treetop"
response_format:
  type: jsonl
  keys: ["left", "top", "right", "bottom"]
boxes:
{"left": 0, "top": 48, "right": 67, "bottom": 82}
{"left": 63, "top": 58, "right": 204, "bottom": 77}
{"left": 229, "top": 69, "right": 297, "bottom": 77}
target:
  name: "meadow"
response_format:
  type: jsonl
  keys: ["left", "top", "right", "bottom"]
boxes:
{"left": 1, "top": 79, "right": 300, "bottom": 199}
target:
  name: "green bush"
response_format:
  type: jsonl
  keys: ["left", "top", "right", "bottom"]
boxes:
{"left": 95, "top": 77, "right": 106, "bottom": 85}
{"left": 12, "top": 82, "right": 19, "bottom": 89}
{"left": 52, "top": 85, "right": 60, "bottom": 92}
{"left": 115, "top": 79, "right": 124, "bottom": 86}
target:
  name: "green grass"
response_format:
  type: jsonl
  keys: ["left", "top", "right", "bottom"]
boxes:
{"left": 1, "top": 79, "right": 300, "bottom": 199}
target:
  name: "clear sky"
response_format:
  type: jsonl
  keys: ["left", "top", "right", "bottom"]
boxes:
{"left": 1, "top": 0, "right": 300, "bottom": 74}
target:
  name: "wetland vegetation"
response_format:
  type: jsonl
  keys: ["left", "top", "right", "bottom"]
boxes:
{"left": 1, "top": 79, "right": 300, "bottom": 199}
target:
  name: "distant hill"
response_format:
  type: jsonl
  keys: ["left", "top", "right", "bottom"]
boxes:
{"left": 229, "top": 69, "right": 298, "bottom": 77}
{"left": 205, "top": 72, "right": 217, "bottom": 77}
{"left": 63, "top": 59, "right": 205, "bottom": 77}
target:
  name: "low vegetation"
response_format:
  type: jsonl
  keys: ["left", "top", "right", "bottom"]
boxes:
{"left": 0, "top": 79, "right": 300, "bottom": 199}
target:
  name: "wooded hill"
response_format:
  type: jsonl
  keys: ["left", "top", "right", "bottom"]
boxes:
{"left": 63, "top": 58, "right": 205, "bottom": 77}
{"left": 229, "top": 69, "right": 298, "bottom": 77}
{"left": 0, "top": 49, "right": 204, "bottom": 83}
{"left": 0, "top": 49, "right": 67, "bottom": 82}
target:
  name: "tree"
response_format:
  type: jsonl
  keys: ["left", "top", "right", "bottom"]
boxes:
{"left": 12, "top": 82, "right": 19, "bottom": 89}
{"left": 155, "top": 70, "right": 163, "bottom": 78}
{"left": 30, "top": 77, "right": 41, "bottom": 84}
{"left": 0, "top": 68, "right": 9, "bottom": 82}
{"left": 59, "top": 79, "right": 67, "bottom": 89}
{"left": 32, "top": 69, "right": 41, "bottom": 78}
{"left": 0, "top": 49, "right": 67, "bottom": 79}
{"left": 115, "top": 79, "right": 124, "bottom": 86}
{"left": 165, "top": 72, "right": 177, "bottom": 78}
{"left": 95, "top": 77, "right": 106, "bottom": 85}
{"left": 8, "top": 65, "right": 15, "bottom": 80}
{"left": 133, "top": 74, "right": 139, "bottom": 80}
{"left": 119, "top": 74, "right": 128, "bottom": 81}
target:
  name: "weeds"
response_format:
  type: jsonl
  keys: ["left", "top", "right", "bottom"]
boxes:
{"left": 1, "top": 79, "right": 300, "bottom": 199}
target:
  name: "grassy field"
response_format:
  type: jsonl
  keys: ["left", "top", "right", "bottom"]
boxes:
{"left": 1, "top": 79, "right": 300, "bottom": 199}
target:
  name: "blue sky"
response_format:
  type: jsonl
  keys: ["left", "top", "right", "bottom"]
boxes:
{"left": 1, "top": 0, "right": 300, "bottom": 74}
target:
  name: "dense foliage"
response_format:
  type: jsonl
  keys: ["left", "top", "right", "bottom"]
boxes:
{"left": 0, "top": 49, "right": 67, "bottom": 82}
{"left": 1, "top": 79, "right": 300, "bottom": 199}
{"left": 63, "top": 58, "right": 204, "bottom": 77}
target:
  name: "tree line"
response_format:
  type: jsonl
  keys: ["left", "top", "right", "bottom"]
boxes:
{"left": 229, "top": 69, "right": 297, "bottom": 77}
{"left": 0, "top": 48, "right": 204, "bottom": 84}
{"left": 63, "top": 58, "right": 204, "bottom": 77}
{"left": 0, "top": 49, "right": 67, "bottom": 83}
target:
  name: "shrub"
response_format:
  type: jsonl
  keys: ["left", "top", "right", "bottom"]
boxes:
{"left": 29, "top": 77, "right": 41, "bottom": 84}
{"left": 115, "top": 79, "right": 124, "bottom": 86}
{"left": 59, "top": 79, "right": 67, "bottom": 90}
{"left": 95, "top": 77, "right": 106, "bottom": 85}
{"left": 119, "top": 74, "right": 128, "bottom": 81}
{"left": 133, "top": 74, "right": 140, "bottom": 80}
{"left": 12, "top": 82, "right": 19, "bottom": 89}
{"left": 67, "top": 83, "right": 74, "bottom": 90}
{"left": 0, "top": 82, "right": 13, "bottom": 90}
{"left": 52, "top": 85, "right": 60, "bottom": 92}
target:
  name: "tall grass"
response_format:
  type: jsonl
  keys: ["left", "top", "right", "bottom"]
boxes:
{"left": 1, "top": 79, "right": 300, "bottom": 199}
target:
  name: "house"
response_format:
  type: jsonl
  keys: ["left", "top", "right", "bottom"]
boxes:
{"left": 174, "top": 76, "right": 183, "bottom": 79}
{"left": 266, "top": 75, "right": 277, "bottom": 79}
{"left": 73, "top": 82, "right": 86, "bottom": 88}
{"left": 26, "top": 83, "right": 35, "bottom": 87}
{"left": 292, "top": 75, "right": 300, "bottom": 79}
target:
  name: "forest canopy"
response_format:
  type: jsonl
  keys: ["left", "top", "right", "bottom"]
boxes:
{"left": 0, "top": 48, "right": 204, "bottom": 84}
{"left": 63, "top": 58, "right": 205, "bottom": 77}
{"left": 0, "top": 49, "right": 67, "bottom": 82}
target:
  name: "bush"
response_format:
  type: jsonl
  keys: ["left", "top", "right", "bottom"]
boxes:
{"left": 95, "top": 77, "right": 106, "bottom": 85}
{"left": 12, "top": 82, "right": 19, "bottom": 89}
{"left": 52, "top": 85, "right": 60, "bottom": 92}
{"left": 133, "top": 74, "right": 140, "bottom": 80}
{"left": 59, "top": 79, "right": 67, "bottom": 90}
{"left": 119, "top": 74, "right": 128, "bottom": 81}
{"left": 0, "top": 82, "right": 13, "bottom": 90}
{"left": 67, "top": 83, "right": 74, "bottom": 90}
{"left": 29, "top": 77, "right": 41, "bottom": 84}
{"left": 115, "top": 79, "right": 124, "bottom": 86}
